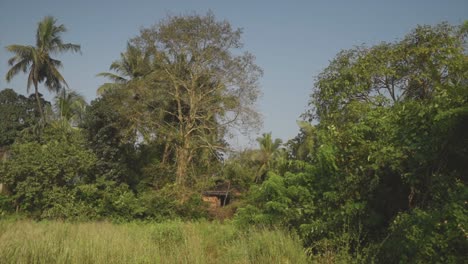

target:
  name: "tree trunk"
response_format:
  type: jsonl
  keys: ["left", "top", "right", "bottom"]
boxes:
{"left": 162, "top": 142, "right": 170, "bottom": 164}
{"left": 176, "top": 146, "right": 189, "bottom": 186}
{"left": 34, "top": 83, "right": 45, "bottom": 122}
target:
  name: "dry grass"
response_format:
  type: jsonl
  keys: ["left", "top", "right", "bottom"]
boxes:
{"left": 0, "top": 220, "right": 308, "bottom": 264}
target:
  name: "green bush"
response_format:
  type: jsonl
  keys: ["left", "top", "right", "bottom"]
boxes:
{"left": 0, "top": 194, "right": 14, "bottom": 215}
{"left": 0, "top": 125, "right": 96, "bottom": 216}
{"left": 139, "top": 184, "right": 208, "bottom": 221}
{"left": 41, "top": 180, "right": 144, "bottom": 221}
{"left": 377, "top": 182, "right": 467, "bottom": 263}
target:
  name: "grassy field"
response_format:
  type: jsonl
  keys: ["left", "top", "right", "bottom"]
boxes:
{"left": 0, "top": 220, "right": 308, "bottom": 264}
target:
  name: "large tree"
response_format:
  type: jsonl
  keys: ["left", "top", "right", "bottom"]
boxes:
{"left": 5, "top": 16, "right": 81, "bottom": 121}
{"left": 102, "top": 13, "right": 262, "bottom": 186}
{"left": 308, "top": 22, "right": 467, "bottom": 124}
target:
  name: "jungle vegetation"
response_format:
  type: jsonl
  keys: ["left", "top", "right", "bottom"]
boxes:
{"left": 1, "top": 14, "right": 467, "bottom": 263}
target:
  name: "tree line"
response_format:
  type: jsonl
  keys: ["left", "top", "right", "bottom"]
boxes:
{"left": 1, "top": 13, "right": 466, "bottom": 263}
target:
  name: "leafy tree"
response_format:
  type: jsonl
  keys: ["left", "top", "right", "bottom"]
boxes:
{"left": 287, "top": 121, "right": 317, "bottom": 162}
{"left": 0, "top": 125, "right": 96, "bottom": 215}
{"left": 5, "top": 16, "right": 81, "bottom": 121}
{"left": 101, "top": 12, "right": 262, "bottom": 186}
{"left": 0, "top": 89, "right": 44, "bottom": 148}
{"left": 307, "top": 22, "right": 467, "bottom": 214}
{"left": 308, "top": 22, "right": 466, "bottom": 124}
{"left": 80, "top": 95, "right": 141, "bottom": 187}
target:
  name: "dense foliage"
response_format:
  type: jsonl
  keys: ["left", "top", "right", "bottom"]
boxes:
{"left": 236, "top": 22, "right": 468, "bottom": 262}
{"left": 0, "top": 89, "right": 44, "bottom": 148}
{"left": 1, "top": 14, "right": 466, "bottom": 263}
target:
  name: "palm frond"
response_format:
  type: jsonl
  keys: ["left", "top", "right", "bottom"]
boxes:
{"left": 96, "top": 72, "right": 128, "bottom": 83}
{"left": 109, "top": 60, "right": 128, "bottom": 74}
{"left": 96, "top": 83, "right": 123, "bottom": 96}
{"left": 5, "top": 45, "right": 34, "bottom": 64}
{"left": 49, "top": 57, "right": 63, "bottom": 68}
{"left": 58, "top": 43, "right": 81, "bottom": 53}
{"left": 52, "top": 23, "right": 67, "bottom": 35}
{"left": 44, "top": 64, "right": 68, "bottom": 92}
{"left": 37, "top": 16, "right": 55, "bottom": 48}
{"left": 54, "top": 89, "right": 87, "bottom": 125}
{"left": 5, "top": 58, "right": 31, "bottom": 81}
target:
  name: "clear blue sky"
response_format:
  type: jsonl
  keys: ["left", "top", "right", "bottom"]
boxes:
{"left": 1, "top": 0, "right": 466, "bottom": 147}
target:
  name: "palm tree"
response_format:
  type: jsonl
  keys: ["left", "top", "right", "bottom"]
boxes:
{"left": 252, "top": 132, "right": 283, "bottom": 182}
{"left": 5, "top": 16, "right": 81, "bottom": 121}
{"left": 96, "top": 43, "right": 151, "bottom": 95}
{"left": 54, "top": 89, "right": 87, "bottom": 127}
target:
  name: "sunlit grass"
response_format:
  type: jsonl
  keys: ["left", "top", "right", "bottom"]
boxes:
{"left": 0, "top": 220, "right": 308, "bottom": 264}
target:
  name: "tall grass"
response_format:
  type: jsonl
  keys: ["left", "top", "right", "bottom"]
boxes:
{"left": 0, "top": 220, "right": 308, "bottom": 263}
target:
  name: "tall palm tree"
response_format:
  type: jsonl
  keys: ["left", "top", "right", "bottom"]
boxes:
{"left": 5, "top": 16, "right": 81, "bottom": 121}
{"left": 96, "top": 43, "right": 151, "bottom": 95}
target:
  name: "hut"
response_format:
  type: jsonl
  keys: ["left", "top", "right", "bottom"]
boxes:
{"left": 202, "top": 181, "right": 232, "bottom": 208}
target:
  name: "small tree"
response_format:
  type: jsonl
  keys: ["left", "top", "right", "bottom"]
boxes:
{"left": 54, "top": 89, "right": 87, "bottom": 127}
{"left": 252, "top": 133, "right": 283, "bottom": 182}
